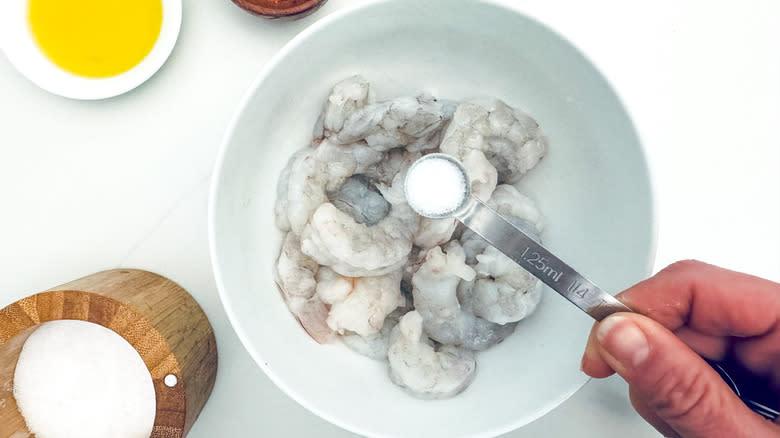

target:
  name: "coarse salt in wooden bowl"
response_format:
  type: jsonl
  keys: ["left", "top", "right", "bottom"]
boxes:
{"left": 0, "top": 269, "right": 218, "bottom": 438}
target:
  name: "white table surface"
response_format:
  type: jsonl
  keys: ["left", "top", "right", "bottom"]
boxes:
{"left": 1, "top": 1, "right": 778, "bottom": 437}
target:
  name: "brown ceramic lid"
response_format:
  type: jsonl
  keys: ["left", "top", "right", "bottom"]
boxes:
{"left": 232, "top": 0, "right": 327, "bottom": 18}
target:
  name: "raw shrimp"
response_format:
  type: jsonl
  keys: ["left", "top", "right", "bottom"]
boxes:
{"left": 280, "top": 139, "right": 384, "bottom": 234}
{"left": 458, "top": 185, "right": 544, "bottom": 324}
{"left": 326, "top": 270, "right": 405, "bottom": 336}
{"left": 331, "top": 175, "right": 391, "bottom": 226}
{"left": 315, "top": 266, "right": 354, "bottom": 305}
{"left": 440, "top": 98, "right": 547, "bottom": 184}
{"left": 387, "top": 311, "right": 476, "bottom": 399}
{"left": 317, "top": 139, "right": 387, "bottom": 179}
{"left": 459, "top": 246, "right": 543, "bottom": 324}
{"left": 487, "top": 184, "right": 544, "bottom": 230}
{"left": 333, "top": 94, "right": 456, "bottom": 152}
{"left": 314, "top": 75, "right": 374, "bottom": 139}
{"left": 400, "top": 246, "right": 425, "bottom": 298}
{"left": 340, "top": 307, "right": 408, "bottom": 360}
{"left": 293, "top": 298, "right": 336, "bottom": 345}
{"left": 413, "top": 217, "right": 458, "bottom": 249}
{"left": 276, "top": 232, "right": 318, "bottom": 301}
{"left": 300, "top": 202, "right": 418, "bottom": 277}
{"left": 375, "top": 155, "right": 419, "bottom": 206}
{"left": 362, "top": 148, "right": 420, "bottom": 187}
{"left": 282, "top": 147, "right": 327, "bottom": 234}
{"left": 411, "top": 242, "right": 517, "bottom": 351}
{"left": 273, "top": 77, "right": 554, "bottom": 397}
{"left": 275, "top": 233, "right": 335, "bottom": 344}
{"left": 273, "top": 141, "right": 376, "bottom": 232}
{"left": 461, "top": 184, "right": 543, "bottom": 264}
{"left": 462, "top": 148, "right": 498, "bottom": 201}
{"left": 274, "top": 150, "right": 296, "bottom": 232}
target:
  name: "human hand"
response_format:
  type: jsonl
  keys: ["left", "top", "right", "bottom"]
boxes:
{"left": 581, "top": 260, "right": 780, "bottom": 438}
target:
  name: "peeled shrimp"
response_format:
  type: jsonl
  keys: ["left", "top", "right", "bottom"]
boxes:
{"left": 331, "top": 175, "right": 391, "bottom": 226}
{"left": 315, "top": 267, "right": 354, "bottom": 305}
{"left": 487, "top": 184, "right": 544, "bottom": 230}
{"left": 326, "top": 270, "right": 405, "bottom": 336}
{"left": 300, "top": 202, "right": 418, "bottom": 277}
{"left": 292, "top": 298, "right": 336, "bottom": 345}
{"left": 317, "top": 267, "right": 405, "bottom": 346}
{"left": 276, "top": 232, "right": 318, "bottom": 301}
{"left": 461, "top": 184, "right": 543, "bottom": 264}
{"left": 375, "top": 154, "right": 420, "bottom": 207}
{"left": 458, "top": 185, "right": 544, "bottom": 324}
{"left": 275, "top": 233, "right": 335, "bottom": 344}
{"left": 315, "top": 75, "right": 374, "bottom": 139}
{"left": 274, "top": 150, "right": 297, "bottom": 232}
{"left": 400, "top": 246, "right": 425, "bottom": 298}
{"left": 411, "top": 243, "right": 517, "bottom": 351}
{"left": 317, "top": 139, "right": 387, "bottom": 178}
{"left": 362, "top": 148, "right": 420, "bottom": 187}
{"left": 273, "top": 77, "right": 554, "bottom": 397}
{"left": 462, "top": 148, "right": 498, "bottom": 201}
{"left": 413, "top": 218, "right": 458, "bottom": 249}
{"left": 282, "top": 147, "right": 327, "bottom": 234}
{"left": 440, "top": 99, "right": 547, "bottom": 184}
{"left": 333, "top": 94, "right": 456, "bottom": 152}
{"left": 459, "top": 246, "right": 543, "bottom": 324}
{"left": 280, "top": 140, "right": 384, "bottom": 234}
{"left": 387, "top": 311, "right": 476, "bottom": 399}
{"left": 340, "top": 310, "right": 402, "bottom": 360}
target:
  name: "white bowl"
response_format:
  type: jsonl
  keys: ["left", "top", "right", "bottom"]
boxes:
{"left": 209, "top": 1, "right": 656, "bottom": 437}
{"left": 0, "top": 0, "right": 181, "bottom": 100}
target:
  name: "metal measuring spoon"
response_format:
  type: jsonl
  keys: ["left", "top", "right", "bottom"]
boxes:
{"left": 404, "top": 153, "right": 779, "bottom": 420}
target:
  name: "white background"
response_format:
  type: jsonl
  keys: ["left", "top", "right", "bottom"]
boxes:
{"left": 1, "top": 1, "right": 778, "bottom": 437}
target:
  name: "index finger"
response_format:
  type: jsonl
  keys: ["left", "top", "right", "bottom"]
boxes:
{"left": 620, "top": 260, "right": 780, "bottom": 338}
{"left": 620, "top": 260, "right": 780, "bottom": 378}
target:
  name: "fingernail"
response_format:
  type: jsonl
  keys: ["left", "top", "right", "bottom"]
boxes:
{"left": 596, "top": 315, "right": 649, "bottom": 368}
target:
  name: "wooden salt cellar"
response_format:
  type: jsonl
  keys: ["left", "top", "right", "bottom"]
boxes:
{"left": 0, "top": 269, "right": 218, "bottom": 438}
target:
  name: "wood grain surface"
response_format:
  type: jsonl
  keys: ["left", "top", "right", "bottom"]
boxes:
{"left": 0, "top": 269, "right": 217, "bottom": 438}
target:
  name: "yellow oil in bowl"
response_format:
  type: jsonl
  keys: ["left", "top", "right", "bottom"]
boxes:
{"left": 28, "top": 0, "right": 163, "bottom": 78}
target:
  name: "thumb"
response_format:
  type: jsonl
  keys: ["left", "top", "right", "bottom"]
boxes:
{"left": 595, "top": 313, "right": 773, "bottom": 438}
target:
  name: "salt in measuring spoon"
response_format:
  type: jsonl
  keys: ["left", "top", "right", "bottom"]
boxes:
{"left": 404, "top": 153, "right": 779, "bottom": 420}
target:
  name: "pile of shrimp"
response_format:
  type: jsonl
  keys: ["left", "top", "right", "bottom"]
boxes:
{"left": 274, "top": 76, "right": 548, "bottom": 399}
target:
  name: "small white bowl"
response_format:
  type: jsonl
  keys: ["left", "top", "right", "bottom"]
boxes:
{"left": 210, "top": 1, "right": 656, "bottom": 437}
{"left": 0, "top": 0, "right": 181, "bottom": 100}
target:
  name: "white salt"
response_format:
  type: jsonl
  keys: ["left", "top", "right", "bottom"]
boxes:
{"left": 405, "top": 155, "right": 468, "bottom": 217}
{"left": 14, "top": 320, "right": 156, "bottom": 438}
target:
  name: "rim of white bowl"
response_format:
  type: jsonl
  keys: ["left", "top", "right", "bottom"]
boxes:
{"left": 0, "top": 0, "right": 182, "bottom": 100}
{"left": 208, "top": 0, "right": 659, "bottom": 437}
